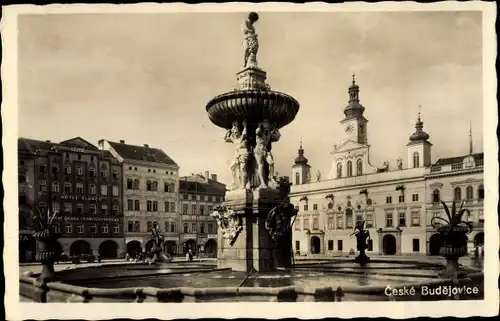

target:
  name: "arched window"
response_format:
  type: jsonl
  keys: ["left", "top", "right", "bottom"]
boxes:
{"left": 413, "top": 152, "right": 420, "bottom": 168}
{"left": 295, "top": 172, "right": 300, "bottom": 185}
{"left": 337, "top": 163, "right": 342, "bottom": 179}
{"left": 478, "top": 184, "right": 484, "bottom": 200}
{"left": 432, "top": 189, "right": 440, "bottom": 203}
{"left": 356, "top": 159, "right": 363, "bottom": 176}
{"left": 466, "top": 186, "right": 473, "bottom": 200}
{"left": 454, "top": 187, "right": 462, "bottom": 201}
{"left": 347, "top": 161, "right": 353, "bottom": 177}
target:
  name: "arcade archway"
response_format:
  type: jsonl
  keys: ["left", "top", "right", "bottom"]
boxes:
{"left": 311, "top": 236, "right": 321, "bottom": 254}
{"left": 164, "top": 241, "right": 177, "bottom": 255}
{"left": 205, "top": 239, "right": 217, "bottom": 257}
{"left": 382, "top": 234, "right": 397, "bottom": 255}
{"left": 126, "top": 241, "right": 142, "bottom": 257}
{"left": 70, "top": 240, "right": 91, "bottom": 256}
{"left": 99, "top": 240, "right": 118, "bottom": 259}
{"left": 184, "top": 239, "right": 196, "bottom": 255}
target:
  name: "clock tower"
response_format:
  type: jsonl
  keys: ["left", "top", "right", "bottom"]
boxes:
{"left": 340, "top": 74, "right": 368, "bottom": 145}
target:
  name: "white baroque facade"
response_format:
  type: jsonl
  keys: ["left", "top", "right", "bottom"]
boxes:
{"left": 290, "top": 77, "right": 484, "bottom": 256}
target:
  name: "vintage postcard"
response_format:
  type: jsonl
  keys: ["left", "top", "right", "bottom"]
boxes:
{"left": 3, "top": 1, "right": 498, "bottom": 319}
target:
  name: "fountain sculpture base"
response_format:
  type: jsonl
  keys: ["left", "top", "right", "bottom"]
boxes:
{"left": 217, "top": 188, "right": 291, "bottom": 272}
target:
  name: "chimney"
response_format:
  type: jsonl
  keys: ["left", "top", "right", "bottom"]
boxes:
{"left": 211, "top": 174, "right": 217, "bottom": 182}
{"left": 120, "top": 140, "right": 125, "bottom": 144}
{"left": 45, "top": 140, "right": 51, "bottom": 143}
{"left": 144, "top": 144, "right": 149, "bottom": 148}
{"left": 205, "top": 171, "right": 210, "bottom": 180}
{"left": 98, "top": 139, "right": 105, "bottom": 150}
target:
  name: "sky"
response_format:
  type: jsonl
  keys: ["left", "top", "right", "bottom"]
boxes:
{"left": 18, "top": 11, "right": 483, "bottom": 185}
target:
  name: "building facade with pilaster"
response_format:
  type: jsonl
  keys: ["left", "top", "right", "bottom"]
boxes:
{"left": 289, "top": 77, "right": 484, "bottom": 257}
{"left": 100, "top": 140, "right": 180, "bottom": 257}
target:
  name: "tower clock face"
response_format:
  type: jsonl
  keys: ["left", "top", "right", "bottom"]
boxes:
{"left": 345, "top": 124, "right": 354, "bottom": 134}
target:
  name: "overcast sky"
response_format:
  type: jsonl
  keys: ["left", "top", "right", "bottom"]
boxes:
{"left": 18, "top": 11, "right": 483, "bottom": 184}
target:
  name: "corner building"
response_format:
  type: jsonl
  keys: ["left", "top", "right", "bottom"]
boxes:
{"left": 101, "top": 140, "right": 180, "bottom": 257}
{"left": 178, "top": 171, "right": 226, "bottom": 257}
{"left": 290, "top": 77, "right": 484, "bottom": 257}
{"left": 18, "top": 137, "right": 125, "bottom": 261}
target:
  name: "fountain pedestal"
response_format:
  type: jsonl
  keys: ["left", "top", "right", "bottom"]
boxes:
{"left": 217, "top": 188, "right": 291, "bottom": 272}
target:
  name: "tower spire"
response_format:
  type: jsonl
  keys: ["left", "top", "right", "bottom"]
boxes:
{"left": 409, "top": 105, "right": 430, "bottom": 143}
{"left": 294, "top": 139, "right": 308, "bottom": 165}
{"left": 469, "top": 121, "right": 473, "bottom": 155}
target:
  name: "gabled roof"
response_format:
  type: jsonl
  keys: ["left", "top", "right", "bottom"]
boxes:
{"left": 433, "top": 153, "right": 484, "bottom": 166}
{"left": 107, "top": 141, "right": 178, "bottom": 167}
{"left": 59, "top": 137, "right": 99, "bottom": 150}
{"left": 179, "top": 175, "right": 226, "bottom": 195}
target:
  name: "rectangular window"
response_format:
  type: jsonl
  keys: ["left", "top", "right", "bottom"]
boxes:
{"left": 112, "top": 170, "right": 118, "bottom": 179}
{"left": 312, "top": 218, "right": 319, "bottom": 230}
{"left": 112, "top": 205, "right": 119, "bottom": 216}
{"left": 398, "top": 195, "right": 405, "bottom": 203}
{"left": 303, "top": 218, "right": 309, "bottom": 230}
{"left": 304, "top": 204, "right": 308, "bottom": 211}
{"left": 101, "top": 185, "right": 108, "bottom": 196}
{"left": 191, "top": 223, "right": 197, "bottom": 233}
{"left": 64, "top": 182, "right": 72, "bottom": 194}
{"left": 346, "top": 215, "right": 353, "bottom": 229}
{"left": 51, "top": 165, "right": 59, "bottom": 175}
{"left": 200, "top": 223, "right": 205, "bottom": 234}
{"left": 147, "top": 201, "right": 152, "bottom": 212}
{"left": 313, "top": 204, "right": 318, "bottom": 210}
{"left": 147, "top": 221, "right": 153, "bottom": 231}
{"left": 147, "top": 180, "right": 152, "bottom": 191}
{"left": 170, "top": 222, "right": 176, "bottom": 233}
{"left": 411, "top": 211, "right": 420, "bottom": 226}
{"left": 208, "top": 223, "right": 214, "bottom": 234}
{"left": 165, "top": 202, "right": 170, "bottom": 212}
{"left": 127, "top": 179, "right": 133, "bottom": 189}
{"left": 51, "top": 182, "right": 59, "bottom": 193}
{"left": 295, "top": 241, "right": 300, "bottom": 252}
{"left": 386, "top": 196, "right": 392, "bottom": 204}
{"left": 102, "top": 224, "right": 108, "bottom": 233}
{"left": 89, "top": 168, "right": 96, "bottom": 177}
{"left": 113, "top": 225, "right": 119, "bottom": 234}
{"left": 76, "top": 167, "right": 83, "bottom": 176}
{"left": 164, "top": 222, "right": 169, "bottom": 232}
{"left": 39, "top": 202, "right": 47, "bottom": 214}
{"left": 327, "top": 217, "right": 334, "bottom": 230}
{"left": 65, "top": 165, "right": 72, "bottom": 175}
{"left": 328, "top": 240, "right": 334, "bottom": 251}
{"left": 212, "top": 196, "right": 216, "bottom": 202}
{"left": 127, "top": 199, "right": 133, "bottom": 211}
{"left": 207, "top": 205, "right": 213, "bottom": 213}
{"left": 200, "top": 205, "right": 205, "bottom": 215}
{"left": 90, "top": 224, "right": 97, "bottom": 233}
{"left": 386, "top": 213, "right": 393, "bottom": 227}
{"left": 65, "top": 224, "right": 72, "bottom": 233}
{"left": 39, "top": 164, "right": 47, "bottom": 173}
{"left": 89, "top": 204, "right": 96, "bottom": 215}
{"left": 101, "top": 169, "right": 108, "bottom": 179}
{"left": 412, "top": 193, "right": 419, "bottom": 202}
{"left": 52, "top": 202, "right": 60, "bottom": 214}
{"left": 101, "top": 204, "right": 108, "bottom": 215}
{"left": 295, "top": 218, "right": 301, "bottom": 230}
{"left": 398, "top": 212, "right": 406, "bottom": 226}
{"left": 412, "top": 239, "right": 420, "bottom": 252}
{"left": 478, "top": 210, "right": 484, "bottom": 224}
{"left": 89, "top": 184, "right": 96, "bottom": 195}
{"left": 52, "top": 223, "right": 60, "bottom": 234}
{"left": 204, "top": 195, "right": 208, "bottom": 201}
{"left": 183, "top": 204, "right": 188, "bottom": 214}
{"left": 112, "top": 185, "right": 119, "bottom": 196}
{"left": 366, "top": 213, "right": 373, "bottom": 228}
{"left": 171, "top": 202, "right": 176, "bottom": 212}
{"left": 153, "top": 201, "right": 158, "bottom": 212}
{"left": 336, "top": 215, "right": 343, "bottom": 229}
{"left": 64, "top": 202, "right": 72, "bottom": 214}
{"left": 128, "top": 220, "right": 134, "bottom": 232}
{"left": 39, "top": 180, "right": 47, "bottom": 192}
{"left": 337, "top": 240, "right": 343, "bottom": 251}
{"left": 76, "top": 204, "right": 84, "bottom": 215}
{"left": 133, "top": 179, "right": 140, "bottom": 190}
{"left": 134, "top": 221, "right": 140, "bottom": 232}
{"left": 76, "top": 183, "right": 84, "bottom": 194}
{"left": 183, "top": 223, "right": 188, "bottom": 233}
{"left": 134, "top": 200, "right": 140, "bottom": 211}
{"left": 191, "top": 205, "right": 197, "bottom": 215}
{"left": 77, "top": 224, "right": 84, "bottom": 234}
{"left": 367, "top": 239, "right": 373, "bottom": 251}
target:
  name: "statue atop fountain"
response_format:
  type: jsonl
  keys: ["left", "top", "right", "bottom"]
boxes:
{"left": 206, "top": 12, "right": 300, "bottom": 272}
{"left": 351, "top": 220, "right": 371, "bottom": 266}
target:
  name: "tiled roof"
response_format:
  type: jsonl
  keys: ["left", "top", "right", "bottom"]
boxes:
{"left": 179, "top": 175, "right": 226, "bottom": 195}
{"left": 18, "top": 138, "right": 116, "bottom": 161}
{"left": 433, "top": 153, "right": 484, "bottom": 166}
{"left": 107, "top": 141, "right": 178, "bottom": 167}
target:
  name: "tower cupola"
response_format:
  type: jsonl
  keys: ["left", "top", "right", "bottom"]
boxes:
{"left": 343, "top": 73, "right": 366, "bottom": 121}
{"left": 408, "top": 111, "right": 430, "bottom": 143}
{"left": 294, "top": 139, "right": 309, "bottom": 165}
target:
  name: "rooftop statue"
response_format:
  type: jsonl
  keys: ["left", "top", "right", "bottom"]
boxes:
{"left": 242, "top": 12, "right": 260, "bottom": 68}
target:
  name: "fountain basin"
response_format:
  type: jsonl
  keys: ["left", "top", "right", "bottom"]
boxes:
{"left": 19, "top": 258, "right": 484, "bottom": 302}
{"left": 206, "top": 90, "right": 300, "bottom": 129}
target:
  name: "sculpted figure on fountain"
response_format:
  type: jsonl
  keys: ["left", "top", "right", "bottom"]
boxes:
{"left": 255, "top": 119, "right": 281, "bottom": 189}
{"left": 242, "top": 12, "right": 260, "bottom": 68}
{"left": 225, "top": 120, "right": 250, "bottom": 190}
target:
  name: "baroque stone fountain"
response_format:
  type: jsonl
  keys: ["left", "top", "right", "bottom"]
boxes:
{"left": 206, "top": 12, "right": 299, "bottom": 272}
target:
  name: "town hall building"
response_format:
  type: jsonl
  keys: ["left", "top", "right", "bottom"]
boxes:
{"left": 290, "top": 76, "right": 484, "bottom": 257}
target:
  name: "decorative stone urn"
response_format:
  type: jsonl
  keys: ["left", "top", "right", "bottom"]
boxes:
{"left": 31, "top": 208, "right": 61, "bottom": 283}
{"left": 431, "top": 200, "right": 473, "bottom": 279}
{"left": 350, "top": 220, "right": 370, "bottom": 266}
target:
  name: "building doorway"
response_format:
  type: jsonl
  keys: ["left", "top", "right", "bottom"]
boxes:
{"left": 311, "top": 236, "right": 321, "bottom": 254}
{"left": 429, "top": 233, "right": 444, "bottom": 256}
{"left": 99, "top": 240, "right": 119, "bottom": 259}
{"left": 184, "top": 239, "right": 196, "bottom": 255}
{"left": 205, "top": 239, "right": 217, "bottom": 258}
{"left": 126, "top": 241, "right": 142, "bottom": 258}
{"left": 382, "top": 234, "right": 397, "bottom": 255}
{"left": 70, "top": 240, "right": 91, "bottom": 256}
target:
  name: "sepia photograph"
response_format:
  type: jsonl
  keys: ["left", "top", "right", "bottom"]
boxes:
{"left": 2, "top": 1, "right": 498, "bottom": 319}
